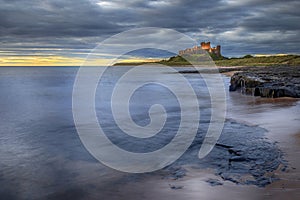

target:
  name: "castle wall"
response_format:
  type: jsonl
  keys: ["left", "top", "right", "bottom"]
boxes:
{"left": 179, "top": 42, "right": 221, "bottom": 57}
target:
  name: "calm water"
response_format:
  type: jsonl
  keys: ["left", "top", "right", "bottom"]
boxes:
{"left": 0, "top": 67, "right": 288, "bottom": 199}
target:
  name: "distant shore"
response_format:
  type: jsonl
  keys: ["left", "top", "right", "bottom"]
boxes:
{"left": 114, "top": 54, "right": 300, "bottom": 67}
{"left": 115, "top": 58, "right": 300, "bottom": 99}
{"left": 177, "top": 65, "right": 300, "bottom": 98}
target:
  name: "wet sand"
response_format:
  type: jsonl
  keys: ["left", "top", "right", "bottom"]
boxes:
{"left": 226, "top": 92, "right": 300, "bottom": 199}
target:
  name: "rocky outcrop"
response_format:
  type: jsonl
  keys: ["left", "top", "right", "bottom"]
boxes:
{"left": 229, "top": 66, "right": 300, "bottom": 98}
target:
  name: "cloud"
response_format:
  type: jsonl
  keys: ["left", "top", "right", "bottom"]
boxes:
{"left": 0, "top": 0, "right": 299, "bottom": 61}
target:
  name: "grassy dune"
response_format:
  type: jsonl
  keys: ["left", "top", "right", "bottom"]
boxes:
{"left": 215, "top": 55, "right": 300, "bottom": 66}
{"left": 114, "top": 54, "right": 300, "bottom": 67}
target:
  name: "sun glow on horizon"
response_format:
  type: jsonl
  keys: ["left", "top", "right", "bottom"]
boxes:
{"left": 0, "top": 55, "right": 162, "bottom": 66}
{"left": 0, "top": 55, "right": 117, "bottom": 66}
{"left": 254, "top": 53, "right": 289, "bottom": 57}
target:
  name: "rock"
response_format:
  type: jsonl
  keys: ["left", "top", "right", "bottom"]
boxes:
{"left": 219, "top": 173, "right": 241, "bottom": 184}
{"left": 206, "top": 178, "right": 223, "bottom": 186}
{"left": 229, "top": 156, "right": 247, "bottom": 162}
{"left": 229, "top": 66, "right": 300, "bottom": 98}
{"left": 165, "top": 167, "right": 187, "bottom": 180}
{"left": 169, "top": 184, "right": 184, "bottom": 190}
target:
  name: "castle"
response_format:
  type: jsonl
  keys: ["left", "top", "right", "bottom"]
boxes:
{"left": 179, "top": 42, "right": 221, "bottom": 57}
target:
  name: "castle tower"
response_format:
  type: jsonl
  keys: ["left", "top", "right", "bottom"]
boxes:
{"left": 215, "top": 45, "right": 221, "bottom": 57}
{"left": 201, "top": 42, "right": 211, "bottom": 50}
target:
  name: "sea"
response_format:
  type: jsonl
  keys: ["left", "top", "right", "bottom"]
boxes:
{"left": 0, "top": 66, "right": 299, "bottom": 200}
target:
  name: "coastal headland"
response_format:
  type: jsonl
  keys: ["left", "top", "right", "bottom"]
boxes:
{"left": 114, "top": 42, "right": 300, "bottom": 98}
{"left": 179, "top": 65, "right": 300, "bottom": 98}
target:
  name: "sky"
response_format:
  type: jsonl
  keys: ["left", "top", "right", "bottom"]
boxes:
{"left": 0, "top": 0, "right": 299, "bottom": 66}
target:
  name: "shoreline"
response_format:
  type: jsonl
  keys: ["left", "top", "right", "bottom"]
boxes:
{"left": 227, "top": 93, "right": 300, "bottom": 199}
{"left": 177, "top": 65, "right": 300, "bottom": 98}
{"left": 108, "top": 73, "right": 300, "bottom": 199}
{"left": 114, "top": 86, "right": 300, "bottom": 200}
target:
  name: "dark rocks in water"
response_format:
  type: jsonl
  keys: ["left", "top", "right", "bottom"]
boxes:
{"left": 229, "top": 66, "right": 300, "bottom": 98}
{"left": 216, "top": 143, "right": 242, "bottom": 156}
{"left": 219, "top": 173, "right": 241, "bottom": 184}
{"left": 206, "top": 178, "right": 223, "bottom": 186}
{"left": 199, "top": 120, "right": 287, "bottom": 188}
{"left": 164, "top": 167, "right": 187, "bottom": 180}
{"left": 215, "top": 143, "right": 233, "bottom": 149}
{"left": 229, "top": 156, "right": 247, "bottom": 162}
{"left": 161, "top": 120, "right": 287, "bottom": 188}
{"left": 169, "top": 184, "right": 184, "bottom": 190}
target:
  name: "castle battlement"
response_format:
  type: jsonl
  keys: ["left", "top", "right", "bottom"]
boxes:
{"left": 179, "top": 42, "right": 221, "bottom": 57}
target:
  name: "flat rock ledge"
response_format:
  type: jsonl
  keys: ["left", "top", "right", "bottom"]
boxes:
{"left": 229, "top": 66, "right": 300, "bottom": 98}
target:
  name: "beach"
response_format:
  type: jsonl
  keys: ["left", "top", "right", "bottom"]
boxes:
{"left": 112, "top": 78, "right": 300, "bottom": 200}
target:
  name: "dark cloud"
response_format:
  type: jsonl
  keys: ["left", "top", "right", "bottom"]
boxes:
{"left": 0, "top": 0, "right": 299, "bottom": 57}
